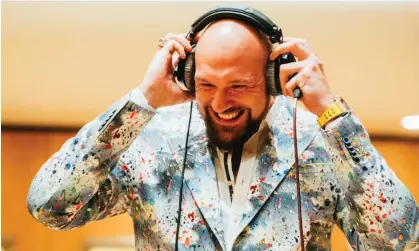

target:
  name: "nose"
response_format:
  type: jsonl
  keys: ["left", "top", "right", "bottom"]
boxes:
{"left": 211, "top": 89, "right": 232, "bottom": 113}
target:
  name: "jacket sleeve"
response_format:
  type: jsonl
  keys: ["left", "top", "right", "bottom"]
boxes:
{"left": 26, "top": 88, "right": 156, "bottom": 230}
{"left": 322, "top": 111, "right": 419, "bottom": 250}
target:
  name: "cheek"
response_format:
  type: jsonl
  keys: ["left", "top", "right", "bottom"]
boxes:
{"left": 195, "top": 91, "right": 212, "bottom": 112}
{"left": 237, "top": 91, "right": 267, "bottom": 119}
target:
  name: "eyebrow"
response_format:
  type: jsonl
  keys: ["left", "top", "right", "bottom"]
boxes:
{"left": 194, "top": 75, "right": 208, "bottom": 83}
{"left": 195, "top": 75, "right": 254, "bottom": 85}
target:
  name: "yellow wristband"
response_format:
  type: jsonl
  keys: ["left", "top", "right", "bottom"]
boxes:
{"left": 317, "top": 103, "right": 344, "bottom": 128}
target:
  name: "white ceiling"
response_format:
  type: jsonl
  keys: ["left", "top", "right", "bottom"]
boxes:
{"left": 2, "top": 1, "right": 419, "bottom": 139}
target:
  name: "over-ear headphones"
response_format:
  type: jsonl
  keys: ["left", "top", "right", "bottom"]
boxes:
{"left": 174, "top": 3, "right": 297, "bottom": 96}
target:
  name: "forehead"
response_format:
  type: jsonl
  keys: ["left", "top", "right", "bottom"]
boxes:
{"left": 194, "top": 71, "right": 257, "bottom": 83}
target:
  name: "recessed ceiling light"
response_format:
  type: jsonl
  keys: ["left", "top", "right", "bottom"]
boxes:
{"left": 401, "top": 115, "right": 419, "bottom": 130}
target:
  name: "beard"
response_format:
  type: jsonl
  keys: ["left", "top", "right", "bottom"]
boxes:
{"left": 202, "top": 100, "right": 269, "bottom": 150}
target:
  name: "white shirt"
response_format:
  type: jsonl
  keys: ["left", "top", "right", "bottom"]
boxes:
{"left": 212, "top": 97, "right": 282, "bottom": 250}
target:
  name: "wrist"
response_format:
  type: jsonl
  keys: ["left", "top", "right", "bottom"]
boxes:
{"left": 137, "top": 83, "right": 161, "bottom": 110}
{"left": 313, "top": 95, "right": 334, "bottom": 117}
{"left": 317, "top": 95, "right": 351, "bottom": 128}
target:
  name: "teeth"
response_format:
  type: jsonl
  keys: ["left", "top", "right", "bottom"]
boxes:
{"left": 218, "top": 111, "right": 240, "bottom": 120}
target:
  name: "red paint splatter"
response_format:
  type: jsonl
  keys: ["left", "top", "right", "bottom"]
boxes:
{"left": 379, "top": 196, "right": 387, "bottom": 203}
{"left": 104, "top": 143, "right": 111, "bottom": 150}
{"left": 260, "top": 177, "right": 266, "bottom": 182}
{"left": 250, "top": 185, "right": 257, "bottom": 194}
{"left": 188, "top": 212, "right": 195, "bottom": 222}
{"left": 167, "top": 179, "right": 173, "bottom": 191}
{"left": 185, "top": 237, "right": 191, "bottom": 246}
{"left": 130, "top": 110, "right": 137, "bottom": 119}
{"left": 370, "top": 228, "right": 376, "bottom": 233}
{"left": 258, "top": 195, "right": 264, "bottom": 200}
{"left": 74, "top": 202, "right": 83, "bottom": 210}
{"left": 121, "top": 165, "right": 128, "bottom": 172}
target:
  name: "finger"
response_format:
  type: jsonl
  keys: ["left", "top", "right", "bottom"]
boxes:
{"left": 172, "top": 52, "right": 180, "bottom": 68}
{"left": 279, "top": 60, "right": 308, "bottom": 96}
{"left": 162, "top": 40, "right": 186, "bottom": 59}
{"left": 270, "top": 40, "right": 313, "bottom": 61}
{"left": 164, "top": 33, "right": 192, "bottom": 51}
{"left": 283, "top": 37, "right": 314, "bottom": 51}
{"left": 284, "top": 67, "right": 310, "bottom": 98}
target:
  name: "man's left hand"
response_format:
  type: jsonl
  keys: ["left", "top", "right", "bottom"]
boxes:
{"left": 269, "top": 37, "right": 334, "bottom": 117}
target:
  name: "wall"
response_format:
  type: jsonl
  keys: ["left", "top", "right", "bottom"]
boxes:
{"left": 1, "top": 130, "right": 418, "bottom": 251}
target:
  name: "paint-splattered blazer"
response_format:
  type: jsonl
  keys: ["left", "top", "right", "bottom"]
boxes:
{"left": 27, "top": 89, "right": 419, "bottom": 250}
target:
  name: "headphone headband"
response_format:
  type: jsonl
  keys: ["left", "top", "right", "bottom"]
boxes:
{"left": 188, "top": 4, "right": 283, "bottom": 44}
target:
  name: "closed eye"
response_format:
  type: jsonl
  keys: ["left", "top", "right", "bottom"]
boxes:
{"left": 199, "top": 83, "right": 214, "bottom": 88}
{"left": 232, "top": 85, "right": 247, "bottom": 89}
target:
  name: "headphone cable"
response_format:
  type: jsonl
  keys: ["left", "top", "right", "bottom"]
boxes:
{"left": 175, "top": 101, "right": 194, "bottom": 251}
{"left": 293, "top": 88, "right": 305, "bottom": 251}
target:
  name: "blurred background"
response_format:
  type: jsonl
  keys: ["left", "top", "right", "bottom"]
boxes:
{"left": 2, "top": 1, "right": 419, "bottom": 251}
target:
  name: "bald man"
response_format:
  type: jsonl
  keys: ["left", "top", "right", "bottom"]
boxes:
{"left": 27, "top": 14, "right": 418, "bottom": 251}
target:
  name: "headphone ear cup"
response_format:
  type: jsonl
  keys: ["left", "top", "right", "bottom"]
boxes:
{"left": 184, "top": 48, "right": 196, "bottom": 93}
{"left": 175, "top": 46, "right": 196, "bottom": 93}
{"left": 265, "top": 52, "right": 297, "bottom": 96}
{"left": 265, "top": 59, "right": 281, "bottom": 96}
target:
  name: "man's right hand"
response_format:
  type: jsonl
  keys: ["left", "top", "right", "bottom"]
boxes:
{"left": 138, "top": 33, "right": 196, "bottom": 109}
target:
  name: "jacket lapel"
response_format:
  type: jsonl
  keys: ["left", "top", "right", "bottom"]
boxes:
{"left": 183, "top": 135, "right": 226, "bottom": 249}
{"left": 233, "top": 97, "right": 320, "bottom": 243}
{"left": 168, "top": 112, "right": 226, "bottom": 249}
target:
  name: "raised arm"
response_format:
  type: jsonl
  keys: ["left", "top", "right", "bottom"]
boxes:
{"left": 27, "top": 32, "right": 196, "bottom": 230}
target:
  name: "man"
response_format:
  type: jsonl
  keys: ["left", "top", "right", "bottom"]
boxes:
{"left": 27, "top": 8, "right": 418, "bottom": 251}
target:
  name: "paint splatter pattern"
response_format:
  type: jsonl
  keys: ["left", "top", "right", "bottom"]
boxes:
{"left": 27, "top": 89, "right": 419, "bottom": 250}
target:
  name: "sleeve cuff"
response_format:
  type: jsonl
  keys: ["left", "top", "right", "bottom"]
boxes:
{"left": 129, "top": 87, "right": 156, "bottom": 112}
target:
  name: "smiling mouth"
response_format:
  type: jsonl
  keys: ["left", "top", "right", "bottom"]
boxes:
{"left": 217, "top": 110, "right": 243, "bottom": 120}
{"left": 211, "top": 109, "right": 245, "bottom": 124}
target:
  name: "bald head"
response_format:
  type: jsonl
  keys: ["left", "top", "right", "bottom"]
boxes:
{"left": 195, "top": 19, "right": 271, "bottom": 65}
